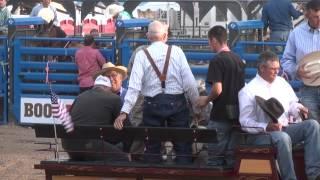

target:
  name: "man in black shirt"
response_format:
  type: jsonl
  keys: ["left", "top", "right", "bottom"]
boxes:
{"left": 196, "top": 26, "right": 245, "bottom": 167}
{"left": 62, "top": 75, "right": 131, "bottom": 161}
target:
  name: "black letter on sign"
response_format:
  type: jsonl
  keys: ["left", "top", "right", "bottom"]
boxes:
{"left": 24, "top": 103, "right": 33, "bottom": 117}
{"left": 34, "top": 103, "right": 42, "bottom": 117}
{"left": 43, "top": 104, "right": 51, "bottom": 118}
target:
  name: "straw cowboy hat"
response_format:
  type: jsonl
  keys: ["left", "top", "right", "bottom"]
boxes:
{"left": 107, "top": 4, "right": 124, "bottom": 17}
{"left": 255, "top": 96, "right": 284, "bottom": 123}
{"left": 37, "top": 8, "right": 55, "bottom": 23}
{"left": 94, "top": 62, "right": 127, "bottom": 80}
{"left": 298, "top": 51, "right": 320, "bottom": 86}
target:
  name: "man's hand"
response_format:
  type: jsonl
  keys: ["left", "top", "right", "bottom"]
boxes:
{"left": 196, "top": 96, "right": 209, "bottom": 108}
{"left": 266, "top": 122, "right": 282, "bottom": 131}
{"left": 299, "top": 106, "right": 309, "bottom": 120}
{"left": 114, "top": 113, "right": 127, "bottom": 130}
{"left": 297, "top": 64, "right": 312, "bottom": 80}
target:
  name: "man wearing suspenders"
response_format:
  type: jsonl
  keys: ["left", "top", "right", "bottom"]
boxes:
{"left": 114, "top": 20, "right": 199, "bottom": 164}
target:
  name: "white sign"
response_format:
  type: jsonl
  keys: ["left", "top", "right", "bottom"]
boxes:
{"left": 20, "top": 97, "right": 74, "bottom": 124}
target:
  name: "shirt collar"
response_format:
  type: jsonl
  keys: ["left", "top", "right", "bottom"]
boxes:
{"left": 256, "top": 74, "right": 274, "bottom": 86}
{"left": 306, "top": 22, "right": 320, "bottom": 33}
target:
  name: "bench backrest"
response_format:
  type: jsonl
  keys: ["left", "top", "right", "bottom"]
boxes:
{"left": 34, "top": 124, "right": 218, "bottom": 143}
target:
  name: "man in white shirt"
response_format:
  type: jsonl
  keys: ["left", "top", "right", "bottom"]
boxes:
{"left": 239, "top": 51, "right": 320, "bottom": 180}
{"left": 114, "top": 20, "right": 199, "bottom": 164}
{"left": 30, "top": 0, "right": 58, "bottom": 26}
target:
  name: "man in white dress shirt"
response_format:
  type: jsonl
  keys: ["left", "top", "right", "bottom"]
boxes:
{"left": 239, "top": 51, "right": 320, "bottom": 180}
{"left": 114, "top": 20, "right": 199, "bottom": 164}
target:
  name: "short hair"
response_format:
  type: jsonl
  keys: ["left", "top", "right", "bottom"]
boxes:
{"left": 257, "top": 51, "right": 279, "bottom": 72}
{"left": 207, "top": 26, "right": 227, "bottom": 44}
{"left": 147, "top": 20, "right": 168, "bottom": 35}
{"left": 306, "top": 0, "right": 320, "bottom": 11}
{"left": 84, "top": 35, "right": 94, "bottom": 46}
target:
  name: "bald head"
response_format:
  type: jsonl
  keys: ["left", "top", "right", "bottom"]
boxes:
{"left": 147, "top": 21, "right": 168, "bottom": 42}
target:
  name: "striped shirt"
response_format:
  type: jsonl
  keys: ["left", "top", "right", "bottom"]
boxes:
{"left": 121, "top": 41, "right": 199, "bottom": 114}
{"left": 281, "top": 21, "right": 320, "bottom": 80}
{"left": 0, "top": 6, "right": 11, "bottom": 34}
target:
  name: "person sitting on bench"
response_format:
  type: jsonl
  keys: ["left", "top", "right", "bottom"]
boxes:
{"left": 61, "top": 75, "right": 132, "bottom": 161}
{"left": 114, "top": 20, "right": 200, "bottom": 164}
{"left": 238, "top": 51, "right": 320, "bottom": 180}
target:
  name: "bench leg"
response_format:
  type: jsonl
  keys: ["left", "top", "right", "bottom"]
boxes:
{"left": 45, "top": 170, "right": 53, "bottom": 180}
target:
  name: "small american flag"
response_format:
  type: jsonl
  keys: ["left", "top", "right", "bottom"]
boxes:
{"left": 50, "top": 88, "right": 74, "bottom": 133}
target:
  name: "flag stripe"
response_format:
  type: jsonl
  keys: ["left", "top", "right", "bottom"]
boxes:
{"left": 50, "top": 87, "right": 74, "bottom": 133}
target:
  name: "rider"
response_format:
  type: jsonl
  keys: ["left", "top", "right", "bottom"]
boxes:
{"left": 30, "top": 0, "right": 59, "bottom": 26}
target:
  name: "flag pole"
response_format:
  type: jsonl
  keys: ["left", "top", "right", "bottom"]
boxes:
{"left": 50, "top": 83, "right": 60, "bottom": 162}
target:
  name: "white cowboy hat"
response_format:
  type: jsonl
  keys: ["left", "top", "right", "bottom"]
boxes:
{"left": 37, "top": 8, "right": 55, "bottom": 23}
{"left": 94, "top": 62, "right": 128, "bottom": 80}
{"left": 298, "top": 51, "right": 320, "bottom": 86}
{"left": 107, "top": 4, "right": 124, "bottom": 17}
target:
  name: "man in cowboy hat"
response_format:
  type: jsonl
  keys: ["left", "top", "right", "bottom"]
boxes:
{"left": 94, "top": 62, "right": 128, "bottom": 102}
{"left": 281, "top": 0, "right": 320, "bottom": 121}
{"left": 30, "top": 0, "right": 58, "bottom": 26}
{"left": 62, "top": 75, "right": 132, "bottom": 161}
{"left": 239, "top": 51, "right": 320, "bottom": 180}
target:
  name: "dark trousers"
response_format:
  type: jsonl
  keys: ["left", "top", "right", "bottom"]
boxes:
{"left": 143, "top": 93, "right": 192, "bottom": 164}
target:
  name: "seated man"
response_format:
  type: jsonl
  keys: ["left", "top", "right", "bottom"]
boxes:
{"left": 238, "top": 51, "right": 320, "bottom": 180}
{"left": 61, "top": 75, "right": 131, "bottom": 161}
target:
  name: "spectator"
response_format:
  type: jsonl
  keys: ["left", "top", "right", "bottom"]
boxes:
{"left": 94, "top": 62, "right": 128, "bottom": 102}
{"left": 107, "top": 3, "right": 131, "bottom": 21}
{"left": 61, "top": 75, "right": 132, "bottom": 161}
{"left": 75, "top": 35, "right": 106, "bottom": 93}
{"left": 262, "top": 0, "right": 303, "bottom": 42}
{"left": 196, "top": 25, "right": 245, "bottom": 167}
{"left": 114, "top": 20, "right": 199, "bottom": 164}
{"left": 239, "top": 51, "right": 320, "bottom": 180}
{"left": 281, "top": 0, "right": 320, "bottom": 121}
{"left": 0, "top": 0, "right": 11, "bottom": 35}
{"left": 30, "top": 0, "right": 58, "bottom": 26}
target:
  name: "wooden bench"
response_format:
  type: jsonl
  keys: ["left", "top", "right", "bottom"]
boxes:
{"left": 33, "top": 124, "right": 282, "bottom": 180}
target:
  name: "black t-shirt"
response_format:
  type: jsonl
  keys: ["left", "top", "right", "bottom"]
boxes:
{"left": 70, "top": 88, "right": 121, "bottom": 126}
{"left": 207, "top": 51, "right": 245, "bottom": 123}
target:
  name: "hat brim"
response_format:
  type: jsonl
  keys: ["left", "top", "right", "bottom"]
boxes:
{"left": 298, "top": 51, "right": 320, "bottom": 86}
{"left": 255, "top": 96, "right": 279, "bottom": 123}
{"left": 93, "top": 67, "right": 127, "bottom": 80}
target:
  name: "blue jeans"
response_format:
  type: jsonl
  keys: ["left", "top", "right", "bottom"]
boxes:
{"left": 207, "top": 121, "right": 241, "bottom": 167}
{"left": 143, "top": 93, "right": 192, "bottom": 164}
{"left": 300, "top": 85, "right": 320, "bottom": 122}
{"left": 270, "top": 30, "right": 290, "bottom": 53}
{"left": 247, "top": 120, "right": 320, "bottom": 180}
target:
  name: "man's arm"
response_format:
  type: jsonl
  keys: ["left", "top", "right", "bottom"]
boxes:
{"left": 197, "top": 82, "right": 221, "bottom": 108}
{"left": 281, "top": 32, "right": 298, "bottom": 80}
{"left": 239, "top": 89, "right": 268, "bottom": 133}
{"left": 178, "top": 47, "right": 200, "bottom": 113}
{"left": 96, "top": 50, "right": 106, "bottom": 66}
{"left": 289, "top": 3, "right": 303, "bottom": 19}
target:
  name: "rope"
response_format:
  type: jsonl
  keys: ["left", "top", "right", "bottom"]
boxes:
{"left": 0, "top": 61, "right": 8, "bottom": 76}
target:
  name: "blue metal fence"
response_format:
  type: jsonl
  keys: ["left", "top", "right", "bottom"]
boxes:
{"left": 13, "top": 36, "right": 116, "bottom": 124}
{"left": 0, "top": 36, "right": 8, "bottom": 124}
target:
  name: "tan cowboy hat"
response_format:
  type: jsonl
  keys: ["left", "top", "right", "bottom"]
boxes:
{"left": 37, "top": 8, "right": 55, "bottom": 23}
{"left": 107, "top": 4, "right": 124, "bottom": 17}
{"left": 94, "top": 62, "right": 128, "bottom": 80}
{"left": 298, "top": 51, "right": 320, "bottom": 86}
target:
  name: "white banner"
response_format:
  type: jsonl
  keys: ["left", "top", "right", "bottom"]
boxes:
{"left": 20, "top": 97, "right": 74, "bottom": 124}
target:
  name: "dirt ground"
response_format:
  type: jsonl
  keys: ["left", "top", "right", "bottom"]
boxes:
{"left": 0, "top": 122, "right": 50, "bottom": 180}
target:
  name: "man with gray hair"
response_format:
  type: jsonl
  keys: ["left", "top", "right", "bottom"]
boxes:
{"left": 114, "top": 20, "right": 199, "bottom": 164}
